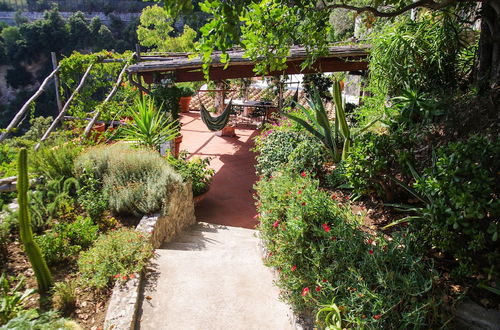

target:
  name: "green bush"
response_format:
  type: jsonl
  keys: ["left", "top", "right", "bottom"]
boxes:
{"left": 0, "top": 144, "right": 17, "bottom": 178}
{"left": 30, "top": 142, "right": 83, "bottom": 181}
{"left": 0, "top": 274, "right": 35, "bottom": 325}
{"left": 166, "top": 152, "right": 214, "bottom": 196}
{"left": 343, "top": 132, "right": 414, "bottom": 200}
{"left": 77, "top": 172, "right": 109, "bottom": 221}
{"left": 35, "top": 216, "right": 99, "bottom": 265}
{"left": 1, "top": 309, "right": 79, "bottom": 329}
{"left": 254, "top": 129, "right": 326, "bottom": 177}
{"left": 255, "top": 171, "right": 440, "bottom": 328}
{"left": 78, "top": 228, "right": 153, "bottom": 289}
{"left": 75, "top": 144, "right": 183, "bottom": 216}
{"left": 413, "top": 136, "right": 500, "bottom": 275}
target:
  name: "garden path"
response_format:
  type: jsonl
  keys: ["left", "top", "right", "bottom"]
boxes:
{"left": 178, "top": 112, "right": 260, "bottom": 229}
{"left": 136, "top": 112, "right": 292, "bottom": 329}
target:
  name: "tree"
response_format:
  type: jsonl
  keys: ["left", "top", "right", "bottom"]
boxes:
{"left": 137, "top": 5, "right": 197, "bottom": 53}
{"left": 160, "top": 0, "right": 500, "bottom": 88}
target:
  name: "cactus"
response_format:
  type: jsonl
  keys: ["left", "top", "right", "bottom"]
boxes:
{"left": 17, "top": 148, "right": 53, "bottom": 293}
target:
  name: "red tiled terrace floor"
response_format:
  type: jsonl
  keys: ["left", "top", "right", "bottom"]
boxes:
{"left": 179, "top": 112, "right": 259, "bottom": 229}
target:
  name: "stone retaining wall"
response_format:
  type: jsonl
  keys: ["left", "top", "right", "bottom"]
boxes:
{"left": 104, "top": 182, "right": 196, "bottom": 329}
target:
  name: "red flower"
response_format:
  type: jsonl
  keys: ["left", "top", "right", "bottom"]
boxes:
{"left": 361, "top": 315, "right": 367, "bottom": 319}
{"left": 114, "top": 274, "right": 120, "bottom": 278}
{"left": 373, "top": 314, "right": 381, "bottom": 320}
{"left": 291, "top": 265, "right": 297, "bottom": 272}
{"left": 301, "top": 287, "right": 310, "bottom": 296}
{"left": 301, "top": 202, "right": 306, "bottom": 206}
{"left": 273, "top": 220, "right": 280, "bottom": 228}
{"left": 322, "top": 278, "right": 328, "bottom": 283}
{"left": 331, "top": 236, "right": 337, "bottom": 241}
{"left": 345, "top": 195, "right": 350, "bottom": 200}
{"left": 315, "top": 286, "right": 321, "bottom": 292}
{"left": 301, "top": 172, "right": 307, "bottom": 177}
{"left": 368, "top": 249, "right": 374, "bottom": 255}
{"left": 322, "top": 223, "right": 331, "bottom": 232}
{"left": 297, "top": 190, "right": 302, "bottom": 194}
{"left": 367, "top": 239, "right": 373, "bottom": 245}
{"left": 130, "top": 274, "right": 135, "bottom": 279}
{"left": 122, "top": 275, "right": 128, "bottom": 280}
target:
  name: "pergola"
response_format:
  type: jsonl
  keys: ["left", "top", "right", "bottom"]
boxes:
{"left": 127, "top": 44, "right": 369, "bottom": 84}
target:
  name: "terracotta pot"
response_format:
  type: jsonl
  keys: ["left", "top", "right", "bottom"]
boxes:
{"left": 179, "top": 96, "right": 192, "bottom": 113}
{"left": 215, "top": 125, "right": 235, "bottom": 137}
{"left": 173, "top": 134, "right": 183, "bottom": 158}
{"left": 193, "top": 187, "right": 210, "bottom": 205}
{"left": 90, "top": 122, "right": 106, "bottom": 142}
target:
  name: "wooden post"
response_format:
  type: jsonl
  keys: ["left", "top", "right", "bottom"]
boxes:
{"left": 135, "top": 44, "right": 142, "bottom": 62}
{"left": 0, "top": 66, "right": 60, "bottom": 143}
{"left": 51, "top": 52, "right": 63, "bottom": 113}
{"left": 82, "top": 62, "right": 129, "bottom": 139}
{"left": 35, "top": 64, "right": 94, "bottom": 151}
{"left": 277, "top": 76, "right": 284, "bottom": 111}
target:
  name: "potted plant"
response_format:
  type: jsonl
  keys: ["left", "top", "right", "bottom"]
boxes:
{"left": 165, "top": 151, "right": 215, "bottom": 203}
{"left": 178, "top": 86, "right": 195, "bottom": 113}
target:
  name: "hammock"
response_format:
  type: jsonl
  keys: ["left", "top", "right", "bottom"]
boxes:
{"left": 200, "top": 100, "right": 233, "bottom": 131}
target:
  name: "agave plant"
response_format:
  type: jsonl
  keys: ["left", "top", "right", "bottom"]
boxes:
{"left": 121, "top": 97, "right": 179, "bottom": 151}
{"left": 283, "top": 80, "right": 379, "bottom": 162}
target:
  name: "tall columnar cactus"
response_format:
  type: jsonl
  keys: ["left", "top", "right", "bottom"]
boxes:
{"left": 17, "top": 148, "right": 53, "bottom": 293}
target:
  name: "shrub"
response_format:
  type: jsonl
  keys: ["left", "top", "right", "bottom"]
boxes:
{"left": 255, "top": 171, "right": 440, "bottom": 328}
{"left": 30, "top": 142, "right": 83, "bottom": 181}
{"left": 343, "top": 131, "right": 414, "bottom": 200}
{"left": 254, "top": 129, "right": 326, "bottom": 177}
{"left": 35, "top": 216, "right": 99, "bottom": 265}
{"left": 75, "top": 144, "right": 182, "bottom": 216}
{"left": 77, "top": 172, "right": 109, "bottom": 221}
{"left": 165, "top": 152, "right": 214, "bottom": 196}
{"left": 1, "top": 309, "right": 79, "bottom": 329}
{"left": 78, "top": 228, "right": 153, "bottom": 289}
{"left": 0, "top": 274, "right": 36, "bottom": 325}
{"left": 413, "top": 135, "right": 500, "bottom": 276}
{"left": 52, "top": 280, "right": 77, "bottom": 314}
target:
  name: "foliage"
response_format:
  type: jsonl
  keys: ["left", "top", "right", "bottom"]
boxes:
{"left": 17, "top": 148, "right": 53, "bottom": 294}
{"left": 35, "top": 216, "right": 99, "bottom": 265}
{"left": 343, "top": 131, "right": 415, "bottom": 200}
{"left": 137, "top": 5, "right": 198, "bottom": 53}
{"left": 255, "top": 171, "right": 440, "bottom": 328}
{"left": 150, "top": 85, "right": 182, "bottom": 122}
{"left": 27, "top": 177, "right": 79, "bottom": 231}
{"left": 30, "top": 141, "right": 82, "bottom": 181}
{"left": 78, "top": 228, "right": 153, "bottom": 289}
{"left": 77, "top": 172, "right": 109, "bottom": 221}
{"left": 52, "top": 280, "right": 77, "bottom": 313}
{"left": 254, "top": 128, "right": 326, "bottom": 178}
{"left": 120, "top": 97, "right": 179, "bottom": 151}
{"left": 303, "top": 74, "right": 333, "bottom": 102}
{"left": 0, "top": 309, "right": 80, "bottom": 330}
{"left": 282, "top": 83, "right": 355, "bottom": 162}
{"left": 412, "top": 136, "right": 500, "bottom": 276}
{"left": 76, "top": 144, "right": 183, "bottom": 216}
{"left": 0, "top": 144, "right": 17, "bottom": 179}
{"left": 0, "top": 274, "right": 35, "bottom": 325}
{"left": 165, "top": 151, "right": 215, "bottom": 196}
{"left": 369, "top": 12, "right": 472, "bottom": 97}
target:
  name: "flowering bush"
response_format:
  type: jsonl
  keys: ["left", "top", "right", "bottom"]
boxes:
{"left": 255, "top": 171, "right": 441, "bottom": 328}
{"left": 78, "top": 228, "right": 153, "bottom": 289}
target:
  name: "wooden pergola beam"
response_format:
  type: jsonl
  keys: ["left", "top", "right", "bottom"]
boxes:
{"left": 140, "top": 57, "right": 368, "bottom": 83}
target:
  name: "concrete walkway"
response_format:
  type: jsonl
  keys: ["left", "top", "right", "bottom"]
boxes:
{"left": 138, "top": 223, "right": 293, "bottom": 330}
{"left": 137, "top": 112, "right": 292, "bottom": 329}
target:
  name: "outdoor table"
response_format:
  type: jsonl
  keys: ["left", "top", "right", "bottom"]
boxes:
{"left": 225, "top": 100, "right": 276, "bottom": 123}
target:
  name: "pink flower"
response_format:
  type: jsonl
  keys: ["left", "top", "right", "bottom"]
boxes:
{"left": 301, "top": 172, "right": 307, "bottom": 177}
{"left": 315, "top": 286, "right": 321, "bottom": 292}
{"left": 322, "top": 223, "right": 331, "bottom": 232}
{"left": 301, "top": 287, "right": 310, "bottom": 296}
{"left": 273, "top": 220, "right": 279, "bottom": 228}
{"left": 297, "top": 190, "right": 302, "bottom": 195}
{"left": 291, "top": 265, "right": 297, "bottom": 272}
